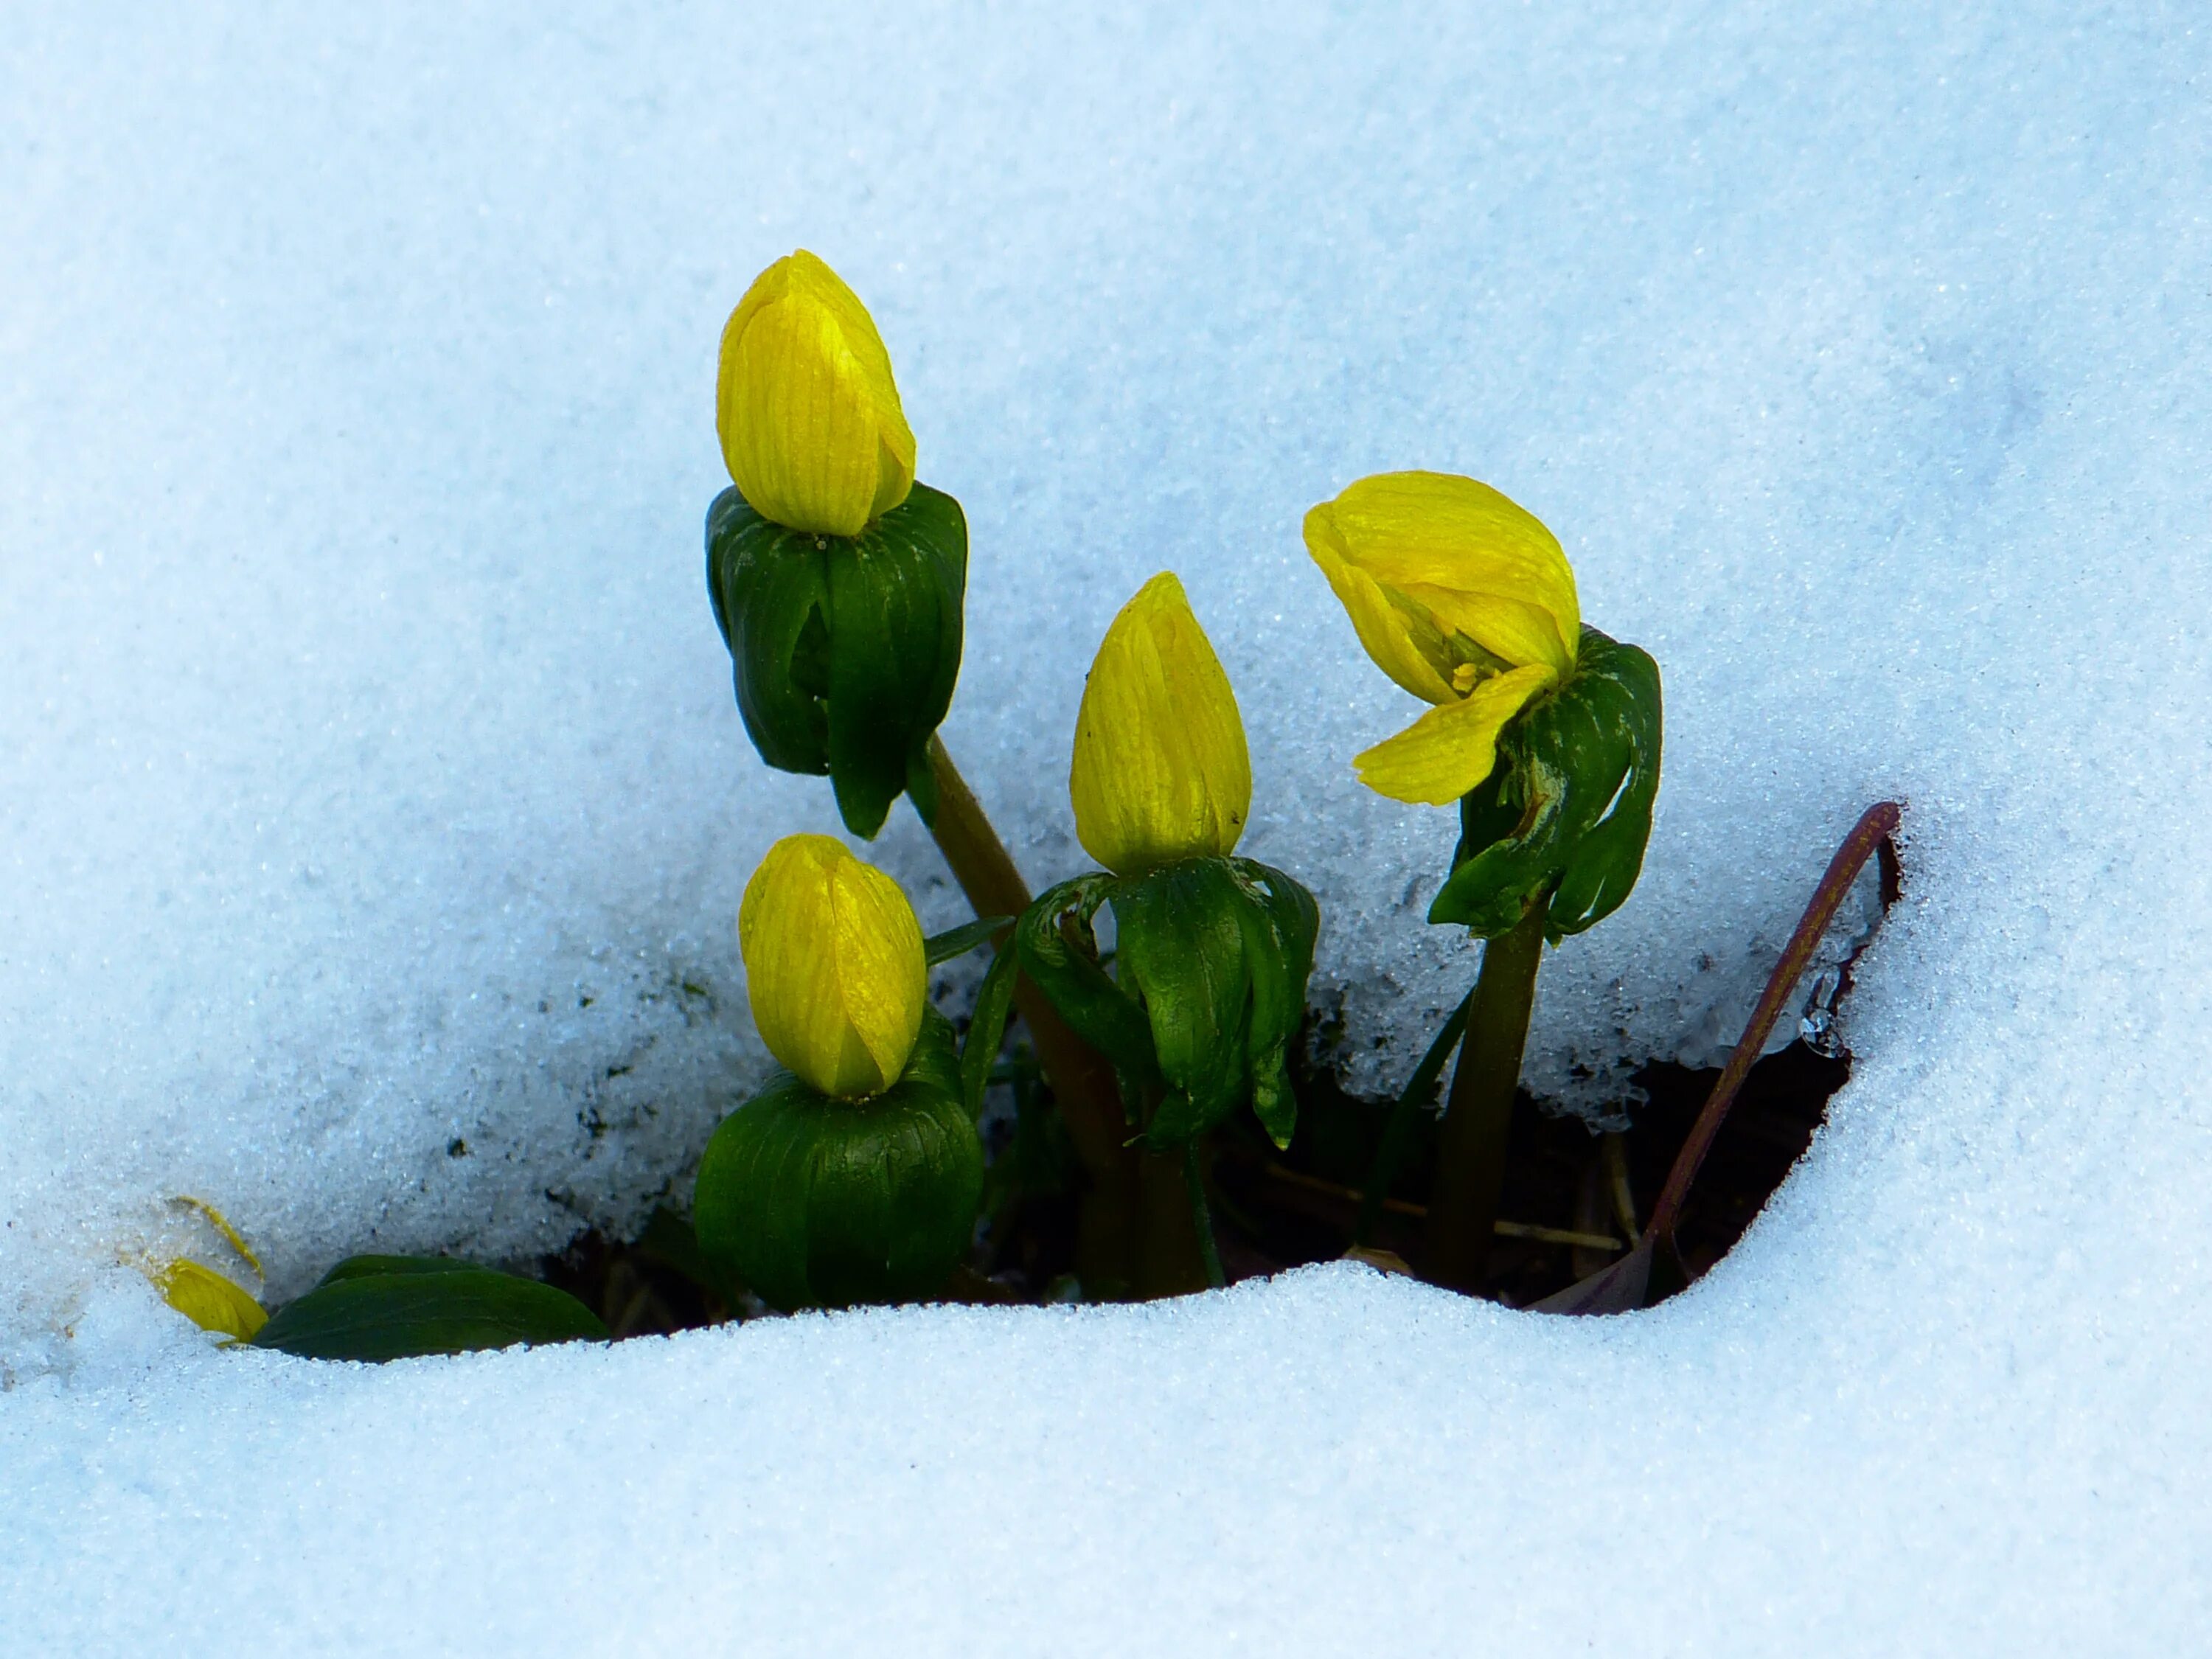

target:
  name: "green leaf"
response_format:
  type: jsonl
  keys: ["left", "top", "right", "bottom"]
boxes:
{"left": 1018, "top": 862, "right": 1320, "bottom": 1152}
{"left": 705, "top": 483, "right": 968, "bottom": 838}
{"left": 315, "top": 1254, "right": 476, "bottom": 1286}
{"left": 705, "top": 489, "right": 835, "bottom": 776}
{"left": 1014, "top": 876, "right": 1161, "bottom": 1082}
{"left": 823, "top": 484, "right": 967, "bottom": 837}
{"left": 252, "top": 1267, "right": 608, "bottom": 1361}
{"left": 1228, "top": 858, "right": 1321, "bottom": 1150}
{"left": 692, "top": 1015, "right": 984, "bottom": 1311}
{"left": 908, "top": 1004, "right": 967, "bottom": 1099}
{"left": 961, "top": 942, "right": 1020, "bottom": 1121}
{"left": 1545, "top": 636, "right": 1662, "bottom": 936}
{"left": 1427, "top": 627, "right": 1662, "bottom": 942}
{"left": 1113, "top": 859, "right": 1256, "bottom": 1146}
{"left": 924, "top": 916, "right": 1014, "bottom": 966}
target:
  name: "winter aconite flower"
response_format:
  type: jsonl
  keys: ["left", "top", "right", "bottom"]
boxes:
{"left": 715, "top": 250, "right": 917, "bottom": 538}
{"left": 1306, "top": 473, "right": 1660, "bottom": 1295}
{"left": 706, "top": 253, "right": 964, "bottom": 838}
{"left": 1069, "top": 572, "right": 1253, "bottom": 874}
{"left": 1018, "top": 573, "right": 1318, "bottom": 1161}
{"left": 1304, "top": 470, "right": 1582, "bottom": 805}
{"left": 703, "top": 838, "right": 988, "bottom": 1311}
{"left": 740, "top": 834, "right": 927, "bottom": 1099}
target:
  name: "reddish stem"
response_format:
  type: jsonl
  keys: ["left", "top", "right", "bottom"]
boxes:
{"left": 1646, "top": 801, "right": 1903, "bottom": 1246}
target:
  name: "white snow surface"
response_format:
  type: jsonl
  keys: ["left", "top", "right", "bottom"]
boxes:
{"left": 4, "top": 3, "right": 2210, "bottom": 1652}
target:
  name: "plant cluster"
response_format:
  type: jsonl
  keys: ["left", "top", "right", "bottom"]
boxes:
{"left": 682, "top": 251, "right": 1662, "bottom": 1307}
{"left": 150, "top": 248, "right": 1689, "bottom": 1354}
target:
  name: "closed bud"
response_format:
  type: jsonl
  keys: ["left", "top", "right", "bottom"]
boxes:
{"left": 740, "top": 834, "right": 926, "bottom": 1099}
{"left": 716, "top": 251, "right": 916, "bottom": 538}
{"left": 1068, "top": 573, "right": 1252, "bottom": 876}
{"left": 706, "top": 271, "right": 965, "bottom": 837}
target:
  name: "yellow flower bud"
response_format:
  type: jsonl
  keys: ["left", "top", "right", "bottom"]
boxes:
{"left": 1304, "top": 471, "right": 1582, "bottom": 805}
{"left": 739, "top": 834, "right": 927, "bottom": 1099}
{"left": 715, "top": 251, "right": 917, "bottom": 538}
{"left": 1069, "top": 572, "right": 1252, "bottom": 875}
{"left": 154, "top": 1259, "right": 267, "bottom": 1342}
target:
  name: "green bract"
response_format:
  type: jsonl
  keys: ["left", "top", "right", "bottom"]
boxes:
{"left": 251, "top": 1257, "right": 609, "bottom": 1361}
{"left": 705, "top": 481, "right": 967, "bottom": 838}
{"left": 1427, "top": 626, "right": 1662, "bottom": 941}
{"left": 693, "top": 1008, "right": 984, "bottom": 1311}
{"left": 1015, "top": 855, "right": 1318, "bottom": 1151}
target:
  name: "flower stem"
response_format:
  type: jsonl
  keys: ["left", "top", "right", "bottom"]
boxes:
{"left": 923, "top": 735, "right": 1141, "bottom": 1294}
{"left": 1353, "top": 992, "right": 1472, "bottom": 1248}
{"left": 1420, "top": 886, "right": 1552, "bottom": 1293}
{"left": 1183, "top": 1144, "right": 1227, "bottom": 1291}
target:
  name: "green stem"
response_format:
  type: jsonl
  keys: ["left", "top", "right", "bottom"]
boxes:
{"left": 922, "top": 735, "right": 1140, "bottom": 1295}
{"left": 1133, "top": 1148, "right": 1207, "bottom": 1297}
{"left": 1420, "top": 887, "right": 1552, "bottom": 1293}
{"left": 1353, "top": 992, "right": 1472, "bottom": 1248}
{"left": 1183, "top": 1144, "right": 1226, "bottom": 1291}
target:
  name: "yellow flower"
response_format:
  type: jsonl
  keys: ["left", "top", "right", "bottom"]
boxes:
{"left": 715, "top": 250, "right": 917, "bottom": 538}
{"left": 1069, "top": 572, "right": 1252, "bottom": 874}
{"left": 1304, "top": 470, "right": 1582, "bottom": 805}
{"left": 154, "top": 1259, "right": 267, "bottom": 1342}
{"left": 740, "top": 834, "right": 927, "bottom": 1099}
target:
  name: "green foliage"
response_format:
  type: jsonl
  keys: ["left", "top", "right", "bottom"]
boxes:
{"left": 1015, "top": 856, "right": 1319, "bottom": 1151}
{"left": 960, "top": 942, "right": 1021, "bottom": 1121}
{"left": 923, "top": 915, "right": 1013, "bottom": 966}
{"left": 251, "top": 1260, "right": 608, "bottom": 1360}
{"left": 692, "top": 1009, "right": 985, "bottom": 1310}
{"left": 1010, "top": 873, "right": 1160, "bottom": 1081}
{"left": 1428, "top": 627, "right": 1663, "bottom": 942}
{"left": 313, "top": 1253, "right": 479, "bottom": 1282}
{"left": 705, "top": 482, "right": 967, "bottom": 838}
{"left": 977, "top": 1044, "right": 1079, "bottom": 1248}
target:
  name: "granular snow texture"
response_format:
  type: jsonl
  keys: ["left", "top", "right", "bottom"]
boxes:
{"left": 2, "top": 4, "right": 2209, "bottom": 1653}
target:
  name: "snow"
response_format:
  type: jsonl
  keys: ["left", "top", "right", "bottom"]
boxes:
{"left": 4, "top": 1, "right": 2211, "bottom": 1651}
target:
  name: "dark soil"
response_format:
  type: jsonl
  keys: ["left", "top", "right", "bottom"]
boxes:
{"left": 1211, "top": 1037, "right": 1849, "bottom": 1305}
{"left": 543, "top": 1032, "right": 1854, "bottom": 1331}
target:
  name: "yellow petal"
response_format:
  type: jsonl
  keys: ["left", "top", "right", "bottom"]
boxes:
{"left": 1069, "top": 572, "right": 1253, "bottom": 874}
{"left": 1304, "top": 512, "right": 1458, "bottom": 705}
{"left": 715, "top": 251, "right": 917, "bottom": 538}
{"left": 1312, "top": 471, "right": 1580, "bottom": 678}
{"left": 171, "top": 1195, "right": 263, "bottom": 1279}
{"left": 1353, "top": 663, "right": 1557, "bottom": 805}
{"left": 154, "top": 1259, "right": 267, "bottom": 1342}
{"left": 740, "top": 834, "right": 926, "bottom": 1098}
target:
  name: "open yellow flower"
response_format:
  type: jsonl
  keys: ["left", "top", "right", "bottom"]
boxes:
{"left": 740, "top": 834, "right": 927, "bottom": 1099}
{"left": 715, "top": 250, "right": 917, "bottom": 538}
{"left": 1069, "top": 572, "right": 1252, "bottom": 875}
{"left": 1304, "top": 471, "right": 1582, "bottom": 805}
